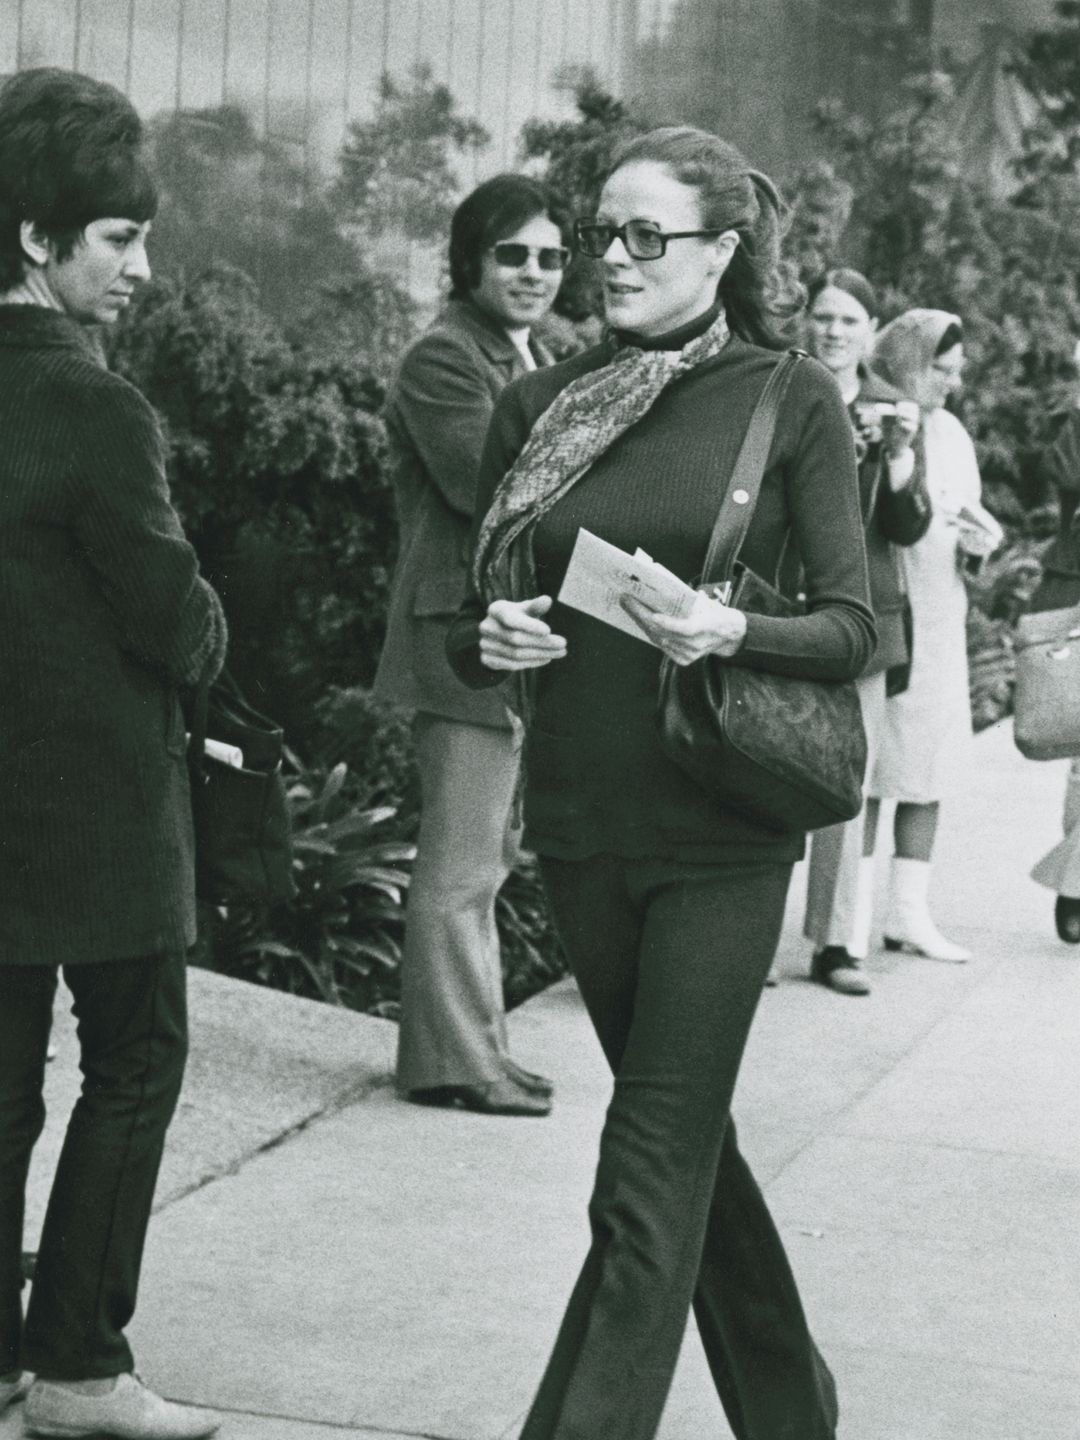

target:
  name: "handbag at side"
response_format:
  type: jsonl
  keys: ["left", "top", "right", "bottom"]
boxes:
{"left": 188, "top": 668, "right": 297, "bottom": 904}
{"left": 657, "top": 353, "right": 868, "bottom": 834}
{"left": 1012, "top": 602, "right": 1080, "bottom": 762}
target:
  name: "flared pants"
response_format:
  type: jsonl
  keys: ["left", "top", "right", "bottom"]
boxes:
{"left": 524, "top": 854, "right": 837, "bottom": 1440}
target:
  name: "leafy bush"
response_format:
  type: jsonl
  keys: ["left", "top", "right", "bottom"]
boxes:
{"left": 783, "top": 72, "right": 1080, "bottom": 519}
{"left": 333, "top": 63, "right": 490, "bottom": 245}
{"left": 146, "top": 102, "right": 416, "bottom": 353}
{"left": 201, "top": 757, "right": 415, "bottom": 1017}
{"left": 198, "top": 745, "right": 565, "bottom": 1016}
{"left": 313, "top": 688, "right": 419, "bottom": 821}
{"left": 110, "top": 266, "right": 398, "bottom": 748}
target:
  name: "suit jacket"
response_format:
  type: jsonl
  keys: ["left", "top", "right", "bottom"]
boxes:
{"left": 373, "top": 298, "right": 549, "bottom": 727}
{"left": 0, "top": 306, "right": 227, "bottom": 966}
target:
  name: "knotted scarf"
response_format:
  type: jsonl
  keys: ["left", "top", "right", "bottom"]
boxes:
{"left": 471, "top": 306, "right": 732, "bottom": 604}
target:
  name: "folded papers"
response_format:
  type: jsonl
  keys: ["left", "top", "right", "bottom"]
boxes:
{"left": 557, "top": 528, "right": 699, "bottom": 645}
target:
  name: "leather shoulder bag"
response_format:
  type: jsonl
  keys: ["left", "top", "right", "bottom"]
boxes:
{"left": 188, "top": 668, "right": 297, "bottom": 904}
{"left": 657, "top": 352, "right": 868, "bottom": 834}
{"left": 1013, "top": 602, "right": 1080, "bottom": 761}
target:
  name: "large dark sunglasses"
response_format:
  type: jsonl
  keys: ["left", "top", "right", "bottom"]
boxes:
{"left": 574, "top": 218, "right": 723, "bottom": 261}
{"left": 490, "top": 242, "right": 569, "bottom": 272}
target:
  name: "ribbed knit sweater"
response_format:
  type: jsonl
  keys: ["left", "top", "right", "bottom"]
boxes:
{"left": 0, "top": 305, "right": 227, "bottom": 965}
{"left": 447, "top": 312, "right": 876, "bottom": 863}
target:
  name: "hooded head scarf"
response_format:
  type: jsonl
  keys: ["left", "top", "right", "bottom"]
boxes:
{"left": 872, "top": 308, "right": 962, "bottom": 392}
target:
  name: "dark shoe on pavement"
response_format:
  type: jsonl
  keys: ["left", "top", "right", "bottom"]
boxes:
{"left": 25, "top": 1373, "right": 219, "bottom": 1439}
{"left": 503, "top": 1059, "right": 555, "bottom": 1097}
{"left": 810, "top": 946, "right": 871, "bottom": 996}
{"left": 407, "top": 1079, "right": 551, "bottom": 1117}
{"left": 1054, "top": 894, "right": 1080, "bottom": 944}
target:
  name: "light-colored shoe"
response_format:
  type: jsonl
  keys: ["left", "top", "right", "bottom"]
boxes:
{"left": 1, "top": 1371, "right": 31, "bottom": 1412}
{"left": 25, "top": 1373, "right": 219, "bottom": 1439}
{"left": 883, "top": 856, "right": 970, "bottom": 963}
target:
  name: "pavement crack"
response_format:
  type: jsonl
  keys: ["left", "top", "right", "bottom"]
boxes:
{"left": 152, "top": 1073, "right": 395, "bottom": 1214}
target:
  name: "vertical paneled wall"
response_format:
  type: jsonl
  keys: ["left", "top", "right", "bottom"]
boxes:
{"left": 2, "top": 0, "right": 640, "bottom": 176}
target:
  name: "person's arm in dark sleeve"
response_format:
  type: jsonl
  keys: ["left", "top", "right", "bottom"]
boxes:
{"left": 737, "top": 365, "right": 876, "bottom": 681}
{"left": 445, "top": 381, "right": 535, "bottom": 689}
{"left": 1048, "top": 409, "right": 1080, "bottom": 494}
{"left": 393, "top": 330, "right": 499, "bottom": 517}
{"left": 1046, "top": 410, "right": 1080, "bottom": 532}
{"left": 68, "top": 376, "right": 227, "bottom": 687}
{"left": 875, "top": 450, "right": 932, "bottom": 545}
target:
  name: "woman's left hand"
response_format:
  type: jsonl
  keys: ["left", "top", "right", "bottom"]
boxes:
{"left": 622, "top": 591, "right": 748, "bottom": 665}
{"left": 880, "top": 400, "right": 920, "bottom": 459}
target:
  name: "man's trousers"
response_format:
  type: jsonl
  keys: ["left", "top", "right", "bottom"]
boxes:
{"left": 396, "top": 713, "right": 522, "bottom": 1092}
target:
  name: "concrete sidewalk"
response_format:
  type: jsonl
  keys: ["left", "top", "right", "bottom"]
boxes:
{"left": 6, "top": 718, "right": 1079, "bottom": 1440}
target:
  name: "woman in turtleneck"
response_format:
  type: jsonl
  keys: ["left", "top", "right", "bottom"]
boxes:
{"left": 447, "top": 127, "right": 874, "bottom": 1440}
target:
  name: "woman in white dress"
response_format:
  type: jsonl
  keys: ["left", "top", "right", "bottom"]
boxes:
{"left": 865, "top": 310, "right": 997, "bottom": 961}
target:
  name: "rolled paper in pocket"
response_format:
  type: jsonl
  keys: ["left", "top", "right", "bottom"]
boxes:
{"left": 205, "top": 737, "right": 244, "bottom": 768}
{"left": 186, "top": 734, "right": 245, "bottom": 769}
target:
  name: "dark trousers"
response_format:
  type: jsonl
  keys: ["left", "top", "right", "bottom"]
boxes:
{"left": 0, "top": 954, "right": 188, "bottom": 1379}
{"left": 524, "top": 855, "right": 838, "bottom": 1440}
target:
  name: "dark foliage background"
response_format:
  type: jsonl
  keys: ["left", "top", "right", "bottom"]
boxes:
{"left": 118, "top": 8, "right": 1080, "bottom": 1013}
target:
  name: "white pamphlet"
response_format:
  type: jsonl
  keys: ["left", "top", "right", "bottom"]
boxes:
{"left": 557, "top": 528, "right": 698, "bottom": 645}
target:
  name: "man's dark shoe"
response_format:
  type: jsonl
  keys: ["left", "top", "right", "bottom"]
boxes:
{"left": 810, "top": 946, "right": 871, "bottom": 996}
{"left": 1054, "top": 894, "right": 1080, "bottom": 944}
{"left": 407, "top": 1079, "right": 551, "bottom": 1117}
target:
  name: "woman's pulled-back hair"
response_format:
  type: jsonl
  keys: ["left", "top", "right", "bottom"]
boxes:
{"left": 449, "top": 173, "right": 569, "bottom": 299}
{"left": 0, "top": 67, "right": 158, "bottom": 292}
{"left": 806, "top": 267, "right": 879, "bottom": 321}
{"left": 604, "top": 126, "right": 803, "bottom": 349}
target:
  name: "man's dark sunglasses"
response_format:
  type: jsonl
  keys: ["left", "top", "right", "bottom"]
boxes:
{"left": 490, "top": 242, "right": 570, "bottom": 272}
{"left": 574, "top": 218, "right": 723, "bottom": 261}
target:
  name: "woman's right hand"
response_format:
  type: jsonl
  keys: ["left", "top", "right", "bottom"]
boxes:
{"left": 479, "top": 595, "right": 568, "bottom": 671}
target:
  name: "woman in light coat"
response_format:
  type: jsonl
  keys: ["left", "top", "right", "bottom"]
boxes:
{"left": 866, "top": 309, "right": 999, "bottom": 961}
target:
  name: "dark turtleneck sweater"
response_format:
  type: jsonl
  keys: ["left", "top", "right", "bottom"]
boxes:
{"left": 447, "top": 308, "right": 875, "bottom": 863}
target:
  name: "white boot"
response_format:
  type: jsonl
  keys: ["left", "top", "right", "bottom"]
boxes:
{"left": 847, "top": 856, "right": 877, "bottom": 962}
{"left": 883, "top": 857, "right": 970, "bottom": 963}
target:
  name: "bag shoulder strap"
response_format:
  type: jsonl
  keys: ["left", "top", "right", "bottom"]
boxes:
{"left": 700, "top": 349, "right": 805, "bottom": 588}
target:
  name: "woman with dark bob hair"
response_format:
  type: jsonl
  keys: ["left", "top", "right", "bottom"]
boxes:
{"left": 0, "top": 69, "right": 223, "bottom": 1440}
{"left": 447, "top": 126, "right": 875, "bottom": 1440}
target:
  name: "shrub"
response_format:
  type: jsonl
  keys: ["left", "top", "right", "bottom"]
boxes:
{"left": 313, "top": 687, "right": 419, "bottom": 821}
{"left": 110, "top": 266, "right": 399, "bottom": 749}
{"left": 783, "top": 73, "right": 1080, "bottom": 518}
{"left": 201, "top": 757, "right": 415, "bottom": 1017}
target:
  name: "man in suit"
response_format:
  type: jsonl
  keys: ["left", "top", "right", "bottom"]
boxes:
{"left": 374, "top": 175, "right": 568, "bottom": 1116}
